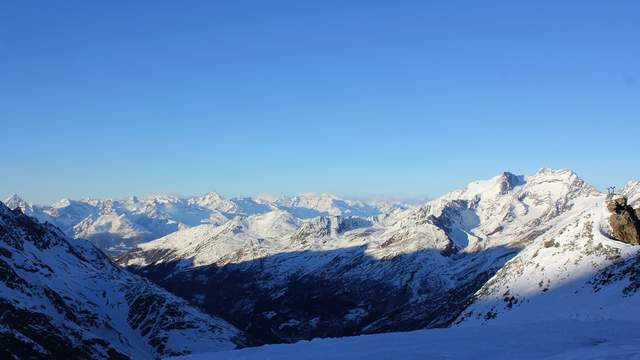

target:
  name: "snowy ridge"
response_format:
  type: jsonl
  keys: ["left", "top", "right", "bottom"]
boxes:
{"left": 0, "top": 202, "right": 243, "bottom": 359}
{"left": 456, "top": 183, "right": 640, "bottom": 326}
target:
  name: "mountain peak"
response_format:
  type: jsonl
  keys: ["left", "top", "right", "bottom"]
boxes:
{"left": 202, "top": 191, "right": 224, "bottom": 197}
{"left": 4, "top": 194, "right": 28, "bottom": 210}
{"left": 497, "top": 172, "right": 526, "bottom": 193}
{"left": 189, "top": 192, "right": 237, "bottom": 212}
{"left": 444, "top": 171, "right": 526, "bottom": 201}
{"left": 52, "top": 198, "right": 72, "bottom": 209}
{"left": 530, "top": 168, "right": 594, "bottom": 189}
{"left": 534, "top": 167, "right": 577, "bottom": 178}
{"left": 197, "top": 192, "right": 228, "bottom": 203}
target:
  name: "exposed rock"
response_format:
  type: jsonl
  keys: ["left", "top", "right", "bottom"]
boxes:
{"left": 607, "top": 196, "right": 640, "bottom": 245}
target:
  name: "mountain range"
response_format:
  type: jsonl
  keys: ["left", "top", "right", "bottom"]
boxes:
{"left": 116, "top": 169, "right": 640, "bottom": 344}
{"left": 4, "top": 193, "right": 395, "bottom": 255}
{"left": 2, "top": 168, "right": 640, "bottom": 358}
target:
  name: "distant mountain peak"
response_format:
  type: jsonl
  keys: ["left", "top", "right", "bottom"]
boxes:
{"left": 51, "top": 197, "right": 72, "bottom": 208}
{"left": 201, "top": 191, "right": 225, "bottom": 198}
{"left": 534, "top": 167, "right": 578, "bottom": 178}
{"left": 4, "top": 193, "right": 28, "bottom": 210}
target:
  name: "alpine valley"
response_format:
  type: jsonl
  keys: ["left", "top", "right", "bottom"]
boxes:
{"left": 3, "top": 168, "right": 640, "bottom": 359}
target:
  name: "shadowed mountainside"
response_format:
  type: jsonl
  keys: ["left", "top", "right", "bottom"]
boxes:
{"left": 125, "top": 244, "right": 518, "bottom": 345}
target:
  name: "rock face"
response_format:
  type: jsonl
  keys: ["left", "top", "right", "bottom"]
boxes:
{"left": 607, "top": 196, "right": 640, "bottom": 245}
{"left": 0, "top": 202, "right": 243, "bottom": 359}
{"left": 118, "top": 169, "right": 606, "bottom": 345}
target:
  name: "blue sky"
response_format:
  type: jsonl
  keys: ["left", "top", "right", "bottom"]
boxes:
{"left": 1, "top": 1, "right": 639, "bottom": 204}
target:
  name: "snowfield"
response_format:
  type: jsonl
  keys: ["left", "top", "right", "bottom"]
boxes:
{"left": 173, "top": 320, "right": 640, "bottom": 360}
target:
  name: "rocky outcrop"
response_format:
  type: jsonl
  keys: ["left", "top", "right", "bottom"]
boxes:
{"left": 607, "top": 196, "right": 640, "bottom": 245}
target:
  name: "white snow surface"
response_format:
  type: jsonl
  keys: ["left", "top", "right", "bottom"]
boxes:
{"left": 172, "top": 320, "right": 640, "bottom": 360}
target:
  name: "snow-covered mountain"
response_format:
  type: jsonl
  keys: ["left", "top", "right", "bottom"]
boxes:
{"left": 116, "top": 168, "right": 639, "bottom": 345}
{"left": 4, "top": 193, "right": 399, "bottom": 254}
{"left": 0, "top": 202, "right": 243, "bottom": 359}
{"left": 455, "top": 193, "right": 640, "bottom": 326}
{"left": 4, "top": 168, "right": 640, "bottom": 358}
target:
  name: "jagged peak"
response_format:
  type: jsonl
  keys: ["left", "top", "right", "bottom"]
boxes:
{"left": 4, "top": 194, "right": 28, "bottom": 210}
{"left": 497, "top": 172, "right": 526, "bottom": 193}
{"left": 5, "top": 193, "right": 24, "bottom": 202}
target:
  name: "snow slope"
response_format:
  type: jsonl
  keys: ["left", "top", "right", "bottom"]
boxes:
{"left": 0, "top": 202, "right": 243, "bottom": 359}
{"left": 173, "top": 320, "right": 640, "bottom": 360}
{"left": 455, "top": 192, "right": 640, "bottom": 326}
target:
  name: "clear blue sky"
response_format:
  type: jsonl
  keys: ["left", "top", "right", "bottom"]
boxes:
{"left": 1, "top": 1, "right": 639, "bottom": 204}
